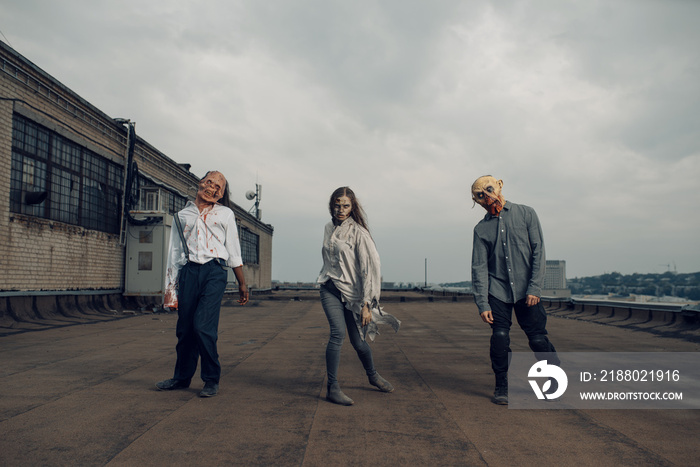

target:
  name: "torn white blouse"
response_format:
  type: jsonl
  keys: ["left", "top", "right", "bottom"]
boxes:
{"left": 317, "top": 217, "right": 400, "bottom": 341}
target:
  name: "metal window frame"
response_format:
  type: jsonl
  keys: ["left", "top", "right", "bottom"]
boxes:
{"left": 238, "top": 226, "right": 260, "bottom": 265}
{"left": 10, "top": 113, "right": 124, "bottom": 234}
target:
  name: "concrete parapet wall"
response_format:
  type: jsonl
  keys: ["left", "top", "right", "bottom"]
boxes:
{"left": 3, "top": 290, "right": 698, "bottom": 342}
{"left": 542, "top": 298, "right": 700, "bottom": 341}
{"left": 0, "top": 293, "right": 160, "bottom": 331}
{"left": 256, "top": 290, "right": 470, "bottom": 303}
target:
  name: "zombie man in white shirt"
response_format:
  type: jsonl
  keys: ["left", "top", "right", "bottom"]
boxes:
{"left": 156, "top": 170, "right": 248, "bottom": 398}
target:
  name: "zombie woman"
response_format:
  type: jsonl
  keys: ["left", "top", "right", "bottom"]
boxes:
{"left": 317, "top": 186, "right": 400, "bottom": 405}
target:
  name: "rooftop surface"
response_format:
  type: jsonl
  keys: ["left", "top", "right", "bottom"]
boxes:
{"left": 1, "top": 291, "right": 698, "bottom": 466}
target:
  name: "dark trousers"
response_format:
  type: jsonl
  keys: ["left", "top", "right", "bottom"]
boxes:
{"left": 488, "top": 295, "right": 559, "bottom": 379}
{"left": 319, "top": 281, "right": 376, "bottom": 385}
{"left": 173, "top": 260, "right": 227, "bottom": 384}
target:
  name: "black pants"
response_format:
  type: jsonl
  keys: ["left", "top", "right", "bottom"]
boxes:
{"left": 173, "top": 260, "right": 227, "bottom": 384}
{"left": 488, "top": 295, "right": 559, "bottom": 378}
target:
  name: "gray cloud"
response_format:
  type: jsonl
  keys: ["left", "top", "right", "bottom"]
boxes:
{"left": 2, "top": 0, "right": 698, "bottom": 282}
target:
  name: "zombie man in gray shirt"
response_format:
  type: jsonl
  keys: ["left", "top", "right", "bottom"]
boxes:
{"left": 471, "top": 175, "right": 559, "bottom": 405}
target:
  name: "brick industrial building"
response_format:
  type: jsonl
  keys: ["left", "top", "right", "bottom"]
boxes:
{"left": 0, "top": 41, "right": 273, "bottom": 314}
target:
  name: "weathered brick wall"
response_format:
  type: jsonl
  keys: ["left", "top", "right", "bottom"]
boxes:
{"left": 4, "top": 215, "right": 123, "bottom": 290}
{"left": 239, "top": 219, "right": 274, "bottom": 291}
{"left": 0, "top": 99, "right": 14, "bottom": 285}
{"left": 1, "top": 44, "right": 126, "bottom": 291}
{"left": 257, "top": 224, "right": 273, "bottom": 289}
{"left": 1, "top": 42, "right": 273, "bottom": 293}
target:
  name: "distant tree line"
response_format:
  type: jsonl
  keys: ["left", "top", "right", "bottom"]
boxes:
{"left": 567, "top": 271, "right": 700, "bottom": 300}
{"left": 442, "top": 272, "right": 700, "bottom": 301}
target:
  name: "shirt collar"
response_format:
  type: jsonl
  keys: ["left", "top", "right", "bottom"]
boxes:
{"left": 183, "top": 201, "right": 226, "bottom": 219}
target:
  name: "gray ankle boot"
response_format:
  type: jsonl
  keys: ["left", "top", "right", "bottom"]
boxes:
{"left": 327, "top": 383, "right": 354, "bottom": 406}
{"left": 369, "top": 373, "right": 394, "bottom": 393}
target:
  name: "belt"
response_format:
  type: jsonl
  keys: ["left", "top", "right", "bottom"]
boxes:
{"left": 186, "top": 259, "right": 227, "bottom": 268}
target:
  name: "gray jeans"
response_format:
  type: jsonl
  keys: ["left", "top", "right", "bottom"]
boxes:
{"left": 319, "top": 281, "right": 376, "bottom": 385}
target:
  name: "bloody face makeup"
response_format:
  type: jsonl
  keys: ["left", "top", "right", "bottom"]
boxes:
{"left": 196, "top": 171, "right": 226, "bottom": 206}
{"left": 333, "top": 195, "right": 352, "bottom": 223}
{"left": 472, "top": 175, "right": 505, "bottom": 216}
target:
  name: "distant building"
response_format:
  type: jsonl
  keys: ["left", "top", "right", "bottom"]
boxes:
{"left": 543, "top": 260, "right": 571, "bottom": 298}
{"left": 0, "top": 41, "right": 273, "bottom": 308}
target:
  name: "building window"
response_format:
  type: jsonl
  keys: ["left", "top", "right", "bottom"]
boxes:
{"left": 239, "top": 227, "right": 259, "bottom": 265}
{"left": 169, "top": 193, "right": 187, "bottom": 214}
{"left": 160, "top": 189, "right": 187, "bottom": 215}
{"left": 137, "top": 186, "right": 187, "bottom": 215}
{"left": 10, "top": 114, "right": 124, "bottom": 234}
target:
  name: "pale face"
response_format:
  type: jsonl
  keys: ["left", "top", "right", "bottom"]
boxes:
{"left": 471, "top": 176, "right": 505, "bottom": 215}
{"left": 196, "top": 171, "right": 226, "bottom": 205}
{"left": 333, "top": 195, "right": 352, "bottom": 223}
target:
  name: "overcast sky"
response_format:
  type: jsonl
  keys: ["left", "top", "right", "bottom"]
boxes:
{"left": 2, "top": 0, "right": 699, "bottom": 283}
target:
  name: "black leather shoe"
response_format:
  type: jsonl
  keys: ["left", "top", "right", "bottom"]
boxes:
{"left": 199, "top": 382, "right": 219, "bottom": 398}
{"left": 155, "top": 379, "right": 190, "bottom": 391}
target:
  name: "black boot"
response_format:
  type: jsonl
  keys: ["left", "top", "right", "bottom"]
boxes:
{"left": 327, "top": 382, "right": 354, "bottom": 406}
{"left": 492, "top": 373, "right": 508, "bottom": 405}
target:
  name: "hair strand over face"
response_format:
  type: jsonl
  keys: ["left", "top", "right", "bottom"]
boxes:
{"left": 328, "top": 186, "right": 369, "bottom": 231}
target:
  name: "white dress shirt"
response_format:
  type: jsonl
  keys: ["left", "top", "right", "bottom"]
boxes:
{"left": 165, "top": 201, "right": 243, "bottom": 295}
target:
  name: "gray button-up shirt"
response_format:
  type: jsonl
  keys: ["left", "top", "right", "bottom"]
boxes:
{"left": 471, "top": 201, "right": 546, "bottom": 313}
